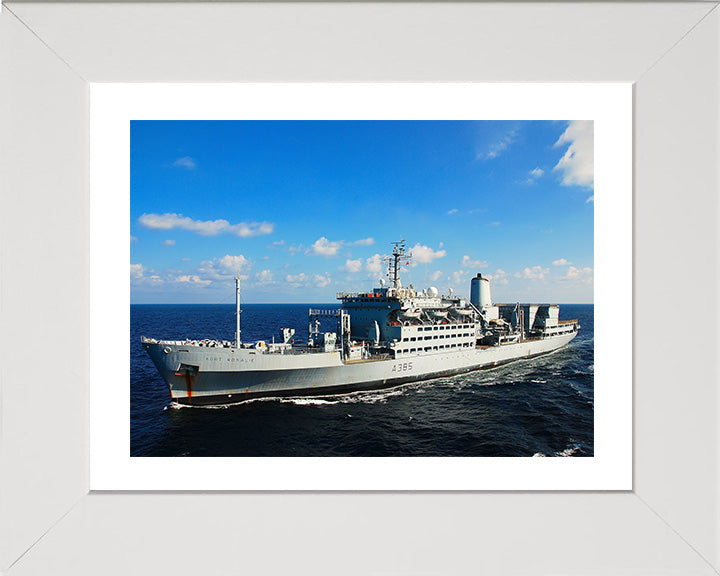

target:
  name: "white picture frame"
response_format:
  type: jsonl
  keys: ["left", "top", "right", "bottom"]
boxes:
{"left": 2, "top": 2, "right": 718, "bottom": 574}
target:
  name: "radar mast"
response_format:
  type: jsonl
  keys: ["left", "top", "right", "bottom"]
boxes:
{"left": 385, "top": 240, "right": 411, "bottom": 290}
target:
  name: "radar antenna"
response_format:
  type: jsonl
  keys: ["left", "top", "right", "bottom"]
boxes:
{"left": 384, "top": 240, "right": 411, "bottom": 290}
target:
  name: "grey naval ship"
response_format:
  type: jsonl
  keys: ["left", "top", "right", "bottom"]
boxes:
{"left": 142, "top": 241, "right": 579, "bottom": 406}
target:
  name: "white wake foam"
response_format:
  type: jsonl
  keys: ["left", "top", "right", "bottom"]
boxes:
{"left": 278, "top": 397, "right": 341, "bottom": 406}
{"left": 555, "top": 444, "right": 581, "bottom": 457}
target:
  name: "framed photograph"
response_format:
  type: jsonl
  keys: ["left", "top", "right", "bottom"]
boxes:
{"left": 2, "top": 2, "right": 718, "bottom": 574}
{"left": 91, "top": 83, "right": 631, "bottom": 491}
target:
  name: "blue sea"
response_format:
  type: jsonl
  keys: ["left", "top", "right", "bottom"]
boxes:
{"left": 131, "top": 304, "right": 593, "bottom": 457}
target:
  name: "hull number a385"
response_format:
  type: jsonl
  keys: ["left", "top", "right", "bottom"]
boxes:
{"left": 391, "top": 362, "right": 413, "bottom": 373}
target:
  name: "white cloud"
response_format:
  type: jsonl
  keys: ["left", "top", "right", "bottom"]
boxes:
{"left": 486, "top": 269, "right": 509, "bottom": 285}
{"left": 255, "top": 270, "right": 274, "bottom": 284}
{"left": 552, "top": 258, "right": 572, "bottom": 266}
{"left": 344, "top": 259, "right": 363, "bottom": 273}
{"left": 173, "top": 156, "right": 196, "bottom": 169}
{"left": 447, "top": 208, "right": 459, "bottom": 215}
{"left": 561, "top": 266, "right": 594, "bottom": 284}
{"left": 313, "top": 274, "right": 332, "bottom": 288}
{"left": 217, "top": 254, "right": 250, "bottom": 274}
{"left": 175, "top": 274, "right": 211, "bottom": 286}
{"left": 351, "top": 237, "right": 375, "bottom": 246}
{"left": 285, "top": 272, "right": 331, "bottom": 288}
{"left": 478, "top": 129, "right": 517, "bottom": 160}
{"left": 365, "top": 254, "right": 383, "bottom": 274}
{"left": 196, "top": 254, "right": 251, "bottom": 282}
{"left": 554, "top": 121, "right": 594, "bottom": 188}
{"left": 430, "top": 270, "right": 443, "bottom": 282}
{"left": 130, "top": 263, "right": 144, "bottom": 279}
{"left": 130, "top": 235, "right": 138, "bottom": 243}
{"left": 272, "top": 240, "right": 285, "bottom": 246}
{"left": 131, "top": 263, "right": 164, "bottom": 286}
{"left": 133, "top": 255, "right": 263, "bottom": 291}
{"left": 586, "top": 195, "right": 594, "bottom": 203}
{"left": 520, "top": 266, "right": 550, "bottom": 280}
{"left": 307, "top": 236, "right": 372, "bottom": 255}
{"left": 524, "top": 167, "right": 545, "bottom": 184}
{"left": 488, "top": 221, "right": 501, "bottom": 227}
{"left": 461, "top": 255, "right": 488, "bottom": 269}
{"left": 449, "top": 270, "right": 466, "bottom": 286}
{"left": 138, "top": 213, "right": 274, "bottom": 238}
{"left": 410, "top": 244, "right": 446, "bottom": 265}
{"left": 286, "top": 273, "right": 309, "bottom": 286}
{"left": 308, "top": 237, "right": 342, "bottom": 257}
{"left": 162, "top": 239, "right": 175, "bottom": 246}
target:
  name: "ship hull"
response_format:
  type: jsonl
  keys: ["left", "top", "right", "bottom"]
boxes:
{"left": 143, "top": 331, "right": 577, "bottom": 406}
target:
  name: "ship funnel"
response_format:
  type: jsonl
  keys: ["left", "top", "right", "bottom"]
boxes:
{"left": 470, "top": 273, "right": 492, "bottom": 309}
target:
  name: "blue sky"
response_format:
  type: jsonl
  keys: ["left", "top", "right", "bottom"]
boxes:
{"left": 131, "top": 120, "right": 594, "bottom": 304}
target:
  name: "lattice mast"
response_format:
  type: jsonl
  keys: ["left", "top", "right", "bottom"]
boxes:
{"left": 385, "top": 240, "right": 411, "bottom": 289}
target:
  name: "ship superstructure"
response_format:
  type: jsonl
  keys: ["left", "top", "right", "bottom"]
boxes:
{"left": 142, "top": 241, "right": 579, "bottom": 406}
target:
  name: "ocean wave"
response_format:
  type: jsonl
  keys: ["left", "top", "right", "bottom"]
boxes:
{"left": 170, "top": 401, "right": 231, "bottom": 410}
{"left": 268, "top": 384, "right": 418, "bottom": 407}
{"left": 344, "top": 387, "right": 410, "bottom": 404}
{"left": 277, "top": 397, "right": 342, "bottom": 406}
{"left": 568, "top": 383, "right": 585, "bottom": 396}
{"left": 555, "top": 444, "right": 582, "bottom": 457}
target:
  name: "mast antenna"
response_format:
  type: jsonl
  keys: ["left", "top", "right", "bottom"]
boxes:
{"left": 384, "top": 239, "right": 411, "bottom": 290}
{"left": 235, "top": 275, "right": 242, "bottom": 348}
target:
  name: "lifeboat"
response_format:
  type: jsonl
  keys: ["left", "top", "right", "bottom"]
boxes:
{"left": 454, "top": 308, "right": 473, "bottom": 317}
{"left": 397, "top": 308, "right": 422, "bottom": 320}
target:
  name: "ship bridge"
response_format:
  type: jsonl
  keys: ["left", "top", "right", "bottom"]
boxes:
{"left": 336, "top": 241, "right": 480, "bottom": 347}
